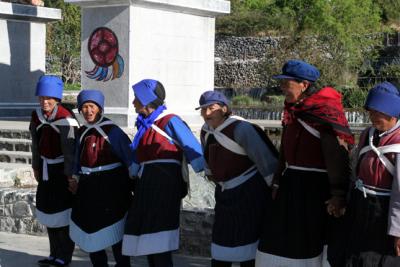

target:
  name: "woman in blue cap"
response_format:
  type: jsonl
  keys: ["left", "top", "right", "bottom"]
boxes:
{"left": 256, "top": 60, "right": 354, "bottom": 267}
{"left": 29, "top": 75, "right": 79, "bottom": 266}
{"left": 197, "top": 90, "right": 278, "bottom": 267}
{"left": 344, "top": 82, "right": 400, "bottom": 267}
{"left": 69, "top": 89, "right": 133, "bottom": 267}
{"left": 122, "top": 79, "right": 205, "bottom": 266}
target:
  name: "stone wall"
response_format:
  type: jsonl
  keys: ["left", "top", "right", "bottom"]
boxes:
{"left": 0, "top": 187, "right": 214, "bottom": 256}
{"left": 0, "top": 188, "right": 45, "bottom": 235}
{"left": 215, "top": 35, "right": 279, "bottom": 88}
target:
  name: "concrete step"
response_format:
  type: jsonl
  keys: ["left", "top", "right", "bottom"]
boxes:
{"left": 0, "top": 129, "right": 31, "bottom": 140}
{"left": 0, "top": 137, "right": 31, "bottom": 152}
{"left": 0, "top": 162, "right": 36, "bottom": 187}
{"left": 0, "top": 150, "right": 31, "bottom": 164}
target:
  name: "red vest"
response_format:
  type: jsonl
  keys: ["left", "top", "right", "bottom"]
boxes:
{"left": 31, "top": 105, "right": 74, "bottom": 159}
{"left": 282, "top": 119, "right": 326, "bottom": 169}
{"left": 136, "top": 114, "right": 182, "bottom": 162}
{"left": 357, "top": 126, "right": 400, "bottom": 189}
{"left": 79, "top": 123, "right": 120, "bottom": 167}
{"left": 201, "top": 121, "right": 254, "bottom": 182}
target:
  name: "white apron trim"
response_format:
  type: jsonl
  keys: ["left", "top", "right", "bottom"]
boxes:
{"left": 218, "top": 165, "right": 257, "bottom": 191}
{"left": 355, "top": 179, "right": 391, "bottom": 198}
{"left": 211, "top": 240, "right": 258, "bottom": 262}
{"left": 255, "top": 249, "right": 325, "bottom": 267}
{"left": 36, "top": 108, "right": 79, "bottom": 133}
{"left": 70, "top": 214, "right": 126, "bottom": 252}
{"left": 202, "top": 116, "right": 247, "bottom": 155}
{"left": 286, "top": 164, "right": 327, "bottom": 173}
{"left": 41, "top": 156, "right": 64, "bottom": 181}
{"left": 122, "top": 228, "right": 179, "bottom": 256}
{"left": 358, "top": 127, "right": 400, "bottom": 176}
{"left": 297, "top": 118, "right": 320, "bottom": 139}
{"left": 81, "top": 162, "right": 122, "bottom": 175}
{"left": 150, "top": 121, "right": 190, "bottom": 187}
{"left": 35, "top": 208, "right": 71, "bottom": 228}
{"left": 79, "top": 118, "right": 115, "bottom": 144}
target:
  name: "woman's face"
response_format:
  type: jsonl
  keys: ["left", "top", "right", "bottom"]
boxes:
{"left": 279, "top": 79, "right": 309, "bottom": 103}
{"left": 368, "top": 109, "right": 398, "bottom": 132}
{"left": 39, "top": 96, "right": 58, "bottom": 113}
{"left": 132, "top": 97, "right": 153, "bottom": 117}
{"left": 81, "top": 102, "right": 101, "bottom": 124}
{"left": 200, "top": 103, "right": 228, "bottom": 129}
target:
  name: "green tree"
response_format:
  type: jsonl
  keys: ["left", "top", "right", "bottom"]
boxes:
{"left": 218, "top": 0, "right": 386, "bottom": 90}
{"left": 44, "top": 0, "right": 81, "bottom": 84}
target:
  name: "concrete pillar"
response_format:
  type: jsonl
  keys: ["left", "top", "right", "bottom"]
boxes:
{"left": 66, "top": 0, "right": 230, "bottom": 127}
{"left": 0, "top": 2, "right": 61, "bottom": 119}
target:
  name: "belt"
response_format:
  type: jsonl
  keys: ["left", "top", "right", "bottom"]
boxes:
{"left": 218, "top": 165, "right": 257, "bottom": 191}
{"left": 41, "top": 156, "right": 64, "bottom": 181}
{"left": 355, "top": 179, "right": 391, "bottom": 198}
{"left": 138, "top": 159, "right": 181, "bottom": 178}
{"left": 81, "top": 162, "right": 122, "bottom": 175}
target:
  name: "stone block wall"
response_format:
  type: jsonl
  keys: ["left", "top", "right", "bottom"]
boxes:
{"left": 215, "top": 35, "right": 279, "bottom": 88}
{"left": 0, "top": 188, "right": 46, "bottom": 235}
{"left": 0, "top": 187, "right": 214, "bottom": 256}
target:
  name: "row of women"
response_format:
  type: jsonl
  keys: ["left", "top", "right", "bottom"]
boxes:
{"left": 29, "top": 59, "right": 400, "bottom": 267}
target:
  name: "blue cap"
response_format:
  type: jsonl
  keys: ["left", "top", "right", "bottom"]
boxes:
{"left": 365, "top": 82, "right": 400, "bottom": 118}
{"left": 77, "top": 89, "right": 105, "bottom": 111}
{"left": 196, "top": 91, "right": 229, "bottom": 110}
{"left": 132, "top": 79, "right": 159, "bottom": 106}
{"left": 35, "top": 75, "right": 63, "bottom": 100}
{"left": 273, "top": 60, "right": 320, "bottom": 82}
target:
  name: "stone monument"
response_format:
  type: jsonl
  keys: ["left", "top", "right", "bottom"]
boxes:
{"left": 0, "top": 2, "right": 61, "bottom": 118}
{"left": 66, "top": 0, "right": 230, "bottom": 127}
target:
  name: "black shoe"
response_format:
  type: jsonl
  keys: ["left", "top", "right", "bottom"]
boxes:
{"left": 50, "top": 259, "right": 70, "bottom": 266}
{"left": 37, "top": 258, "right": 54, "bottom": 266}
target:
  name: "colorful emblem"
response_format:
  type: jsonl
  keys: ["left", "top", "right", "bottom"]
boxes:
{"left": 85, "top": 27, "right": 124, "bottom": 81}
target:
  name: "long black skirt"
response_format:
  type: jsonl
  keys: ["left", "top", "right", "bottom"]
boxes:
{"left": 122, "top": 162, "right": 187, "bottom": 256}
{"left": 345, "top": 189, "right": 400, "bottom": 267}
{"left": 36, "top": 162, "right": 73, "bottom": 227}
{"left": 212, "top": 173, "right": 270, "bottom": 262}
{"left": 258, "top": 168, "right": 330, "bottom": 260}
{"left": 70, "top": 166, "right": 132, "bottom": 252}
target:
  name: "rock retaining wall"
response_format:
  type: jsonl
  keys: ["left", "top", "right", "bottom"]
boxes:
{"left": 0, "top": 187, "right": 215, "bottom": 256}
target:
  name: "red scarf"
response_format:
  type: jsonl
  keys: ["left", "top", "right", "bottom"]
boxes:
{"left": 283, "top": 87, "right": 354, "bottom": 145}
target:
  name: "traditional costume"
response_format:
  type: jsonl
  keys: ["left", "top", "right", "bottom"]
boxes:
{"left": 256, "top": 60, "right": 353, "bottom": 267}
{"left": 345, "top": 82, "right": 400, "bottom": 267}
{"left": 70, "top": 90, "right": 133, "bottom": 267}
{"left": 122, "top": 79, "right": 204, "bottom": 266}
{"left": 30, "top": 75, "right": 79, "bottom": 266}
{"left": 198, "top": 91, "right": 278, "bottom": 267}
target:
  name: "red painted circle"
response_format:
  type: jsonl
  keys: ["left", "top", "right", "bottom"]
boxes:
{"left": 88, "top": 27, "right": 119, "bottom": 67}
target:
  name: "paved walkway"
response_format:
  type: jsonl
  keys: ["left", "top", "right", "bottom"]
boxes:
{"left": 0, "top": 232, "right": 212, "bottom": 267}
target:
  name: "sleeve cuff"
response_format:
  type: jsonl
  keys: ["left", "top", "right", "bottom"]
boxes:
{"left": 190, "top": 157, "right": 205, "bottom": 173}
{"left": 264, "top": 174, "right": 274, "bottom": 186}
{"left": 129, "top": 162, "right": 140, "bottom": 178}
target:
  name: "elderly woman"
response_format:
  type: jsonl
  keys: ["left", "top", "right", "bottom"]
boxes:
{"left": 122, "top": 79, "right": 205, "bottom": 267}
{"left": 256, "top": 60, "right": 354, "bottom": 267}
{"left": 198, "top": 90, "right": 278, "bottom": 267}
{"left": 30, "top": 75, "right": 79, "bottom": 267}
{"left": 345, "top": 82, "right": 400, "bottom": 267}
{"left": 69, "top": 90, "right": 133, "bottom": 267}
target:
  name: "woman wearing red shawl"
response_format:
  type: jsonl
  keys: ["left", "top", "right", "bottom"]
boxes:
{"left": 255, "top": 60, "right": 354, "bottom": 267}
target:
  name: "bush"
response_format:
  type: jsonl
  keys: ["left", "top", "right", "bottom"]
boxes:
{"left": 64, "top": 83, "right": 81, "bottom": 91}
{"left": 339, "top": 86, "right": 369, "bottom": 109}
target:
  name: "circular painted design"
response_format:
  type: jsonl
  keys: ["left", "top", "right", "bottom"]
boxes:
{"left": 88, "top": 27, "right": 119, "bottom": 67}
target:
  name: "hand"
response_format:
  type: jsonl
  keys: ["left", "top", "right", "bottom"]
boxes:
{"left": 394, "top": 236, "right": 400, "bottom": 256}
{"left": 67, "top": 176, "right": 78, "bottom": 194}
{"left": 325, "top": 196, "right": 346, "bottom": 217}
{"left": 271, "top": 183, "right": 279, "bottom": 200}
